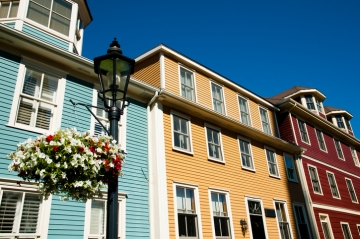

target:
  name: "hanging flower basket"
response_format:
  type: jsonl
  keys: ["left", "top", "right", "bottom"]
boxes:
{"left": 7, "top": 128, "right": 125, "bottom": 202}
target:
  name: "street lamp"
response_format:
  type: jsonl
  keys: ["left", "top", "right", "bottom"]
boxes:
{"left": 94, "top": 38, "right": 135, "bottom": 239}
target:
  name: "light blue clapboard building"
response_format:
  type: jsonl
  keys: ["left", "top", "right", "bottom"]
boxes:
{"left": 0, "top": 1, "right": 156, "bottom": 238}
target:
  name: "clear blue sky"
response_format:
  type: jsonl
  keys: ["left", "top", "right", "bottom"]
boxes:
{"left": 82, "top": 0, "right": 360, "bottom": 135}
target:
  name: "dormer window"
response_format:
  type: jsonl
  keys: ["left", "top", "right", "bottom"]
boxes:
{"left": 335, "top": 116, "right": 345, "bottom": 129}
{"left": 316, "top": 100, "right": 323, "bottom": 113}
{"left": 0, "top": 1, "right": 19, "bottom": 18}
{"left": 345, "top": 118, "right": 352, "bottom": 131}
{"left": 305, "top": 95, "right": 315, "bottom": 110}
{"left": 27, "top": 0, "right": 72, "bottom": 36}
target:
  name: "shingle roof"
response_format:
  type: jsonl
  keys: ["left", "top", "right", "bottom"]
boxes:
{"left": 324, "top": 106, "right": 345, "bottom": 114}
{"left": 270, "top": 86, "right": 312, "bottom": 100}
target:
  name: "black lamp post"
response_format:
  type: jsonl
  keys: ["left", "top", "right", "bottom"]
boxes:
{"left": 94, "top": 38, "right": 135, "bottom": 239}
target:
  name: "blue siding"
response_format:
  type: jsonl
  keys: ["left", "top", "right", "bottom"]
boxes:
{"left": 22, "top": 24, "right": 68, "bottom": 50}
{"left": 4, "top": 22, "right": 15, "bottom": 28}
{"left": 0, "top": 50, "right": 41, "bottom": 179}
{"left": 120, "top": 99, "right": 150, "bottom": 238}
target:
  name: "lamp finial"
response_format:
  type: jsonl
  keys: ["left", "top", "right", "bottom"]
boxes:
{"left": 107, "top": 38, "right": 122, "bottom": 54}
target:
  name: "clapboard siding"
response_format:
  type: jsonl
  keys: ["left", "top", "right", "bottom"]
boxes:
{"left": 163, "top": 105, "right": 305, "bottom": 239}
{"left": 22, "top": 24, "right": 69, "bottom": 50}
{"left": 120, "top": 98, "right": 149, "bottom": 238}
{"left": 3, "top": 22, "right": 15, "bottom": 28}
{"left": 196, "top": 72, "right": 212, "bottom": 108}
{"left": 223, "top": 86, "right": 240, "bottom": 120}
{"left": 133, "top": 54, "right": 160, "bottom": 88}
{"left": 164, "top": 56, "right": 179, "bottom": 94}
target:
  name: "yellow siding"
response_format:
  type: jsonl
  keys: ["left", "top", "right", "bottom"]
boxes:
{"left": 164, "top": 105, "right": 305, "bottom": 239}
{"left": 132, "top": 54, "right": 160, "bottom": 87}
{"left": 268, "top": 110, "right": 279, "bottom": 137}
{"left": 224, "top": 87, "right": 240, "bottom": 120}
{"left": 164, "top": 56, "right": 180, "bottom": 94}
{"left": 196, "top": 73, "right": 212, "bottom": 108}
{"left": 249, "top": 101, "right": 262, "bottom": 131}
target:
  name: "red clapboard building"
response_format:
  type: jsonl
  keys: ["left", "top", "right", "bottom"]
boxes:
{"left": 267, "top": 86, "right": 360, "bottom": 239}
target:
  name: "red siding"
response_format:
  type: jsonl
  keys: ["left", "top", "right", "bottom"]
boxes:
{"left": 277, "top": 112, "right": 296, "bottom": 144}
{"left": 319, "top": 112, "right": 326, "bottom": 119}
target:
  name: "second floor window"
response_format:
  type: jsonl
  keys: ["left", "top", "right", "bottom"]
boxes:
{"left": 309, "top": 166, "right": 322, "bottom": 194}
{"left": 335, "top": 116, "right": 345, "bottom": 129}
{"left": 305, "top": 95, "right": 315, "bottom": 110}
{"left": 172, "top": 114, "right": 192, "bottom": 153}
{"left": 266, "top": 148, "right": 279, "bottom": 177}
{"left": 316, "top": 129, "right": 326, "bottom": 151}
{"left": 298, "top": 120, "right": 309, "bottom": 143}
{"left": 238, "top": 96, "right": 250, "bottom": 126}
{"left": 27, "top": 0, "right": 72, "bottom": 36}
{"left": 0, "top": 1, "right": 19, "bottom": 18}
{"left": 345, "top": 179, "right": 358, "bottom": 203}
{"left": 334, "top": 139, "right": 344, "bottom": 159}
{"left": 327, "top": 172, "right": 340, "bottom": 198}
{"left": 259, "top": 107, "right": 271, "bottom": 135}
{"left": 180, "top": 67, "right": 195, "bottom": 101}
{"left": 239, "top": 138, "right": 254, "bottom": 170}
{"left": 284, "top": 154, "right": 297, "bottom": 182}
{"left": 210, "top": 192, "right": 231, "bottom": 238}
{"left": 211, "top": 82, "right": 225, "bottom": 114}
{"left": 350, "top": 147, "right": 360, "bottom": 167}
{"left": 206, "top": 126, "right": 223, "bottom": 161}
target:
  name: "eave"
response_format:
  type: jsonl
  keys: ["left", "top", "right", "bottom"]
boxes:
{"left": 284, "top": 89, "right": 326, "bottom": 101}
{"left": 325, "top": 110, "right": 353, "bottom": 119}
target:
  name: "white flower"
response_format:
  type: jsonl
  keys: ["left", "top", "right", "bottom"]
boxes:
{"left": 96, "top": 147, "right": 102, "bottom": 153}
{"left": 38, "top": 153, "right": 45, "bottom": 159}
{"left": 61, "top": 172, "right": 66, "bottom": 179}
{"left": 40, "top": 169, "right": 46, "bottom": 179}
{"left": 74, "top": 181, "right": 83, "bottom": 187}
{"left": 64, "top": 162, "right": 68, "bottom": 169}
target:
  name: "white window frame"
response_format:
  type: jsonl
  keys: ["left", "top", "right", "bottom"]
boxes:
{"left": 356, "top": 224, "right": 360, "bottom": 235}
{"left": 205, "top": 124, "right": 225, "bottom": 163}
{"left": 179, "top": 65, "right": 197, "bottom": 102}
{"left": 208, "top": 188, "right": 234, "bottom": 239}
{"left": 273, "top": 199, "right": 294, "bottom": 239}
{"left": 303, "top": 95, "right": 316, "bottom": 111}
{"left": 170, "top": 111, "right": 193, "bottom": 155}
{"left": 319, "top": 213, "right": 334, "bottom": 239}
{"left": 237, "top": 95, "right": 252, "bottom": 126}
{"left": 8, "top": 59, "right": 66, "bottom": 134}
{"left": 316, "top": 99, "right": 324, "bottom": 114}
{"left": 173, "top": 182, "right": 203, "bottom": 239}
{"left": 333, "top": 139, "right": 344, "bottom": 160}
{"left": 350, "top": 147, "right": 360, "bottom": 167}
{"left": 315, "top": 128, "right": 327, "bottom": 152}
{"left": 308, "top": 165, "right": 323, "bottom": 195}
{"left": 326, "top": 171, "right": 340, "bottom": 199}
{"left": 292, "top": 203, "right": 312, "bottom": 239}
{"left": 297, "top": 119, "right": 310, "bottom": 144}
{"left": 259, "top": 106, "right": 272, "bottom": 135}
{"left": 0, "top": 0, "right": 19, "bottom": 18}
{"left": 210, "top": 81, "right": 226, "bottom": 115}
{"left": 238, "top": 136, "right": 255, "bottom": 171}
{"left": 90, "top": 88, "right": 126, "bottom": 150}
{"left": 341, "top": 222, "right": 353, "bottom": 239}
{"left": 0, "top": 181, "right": 52, "bottom": 239}
{"left": 283, "top": 153, "right": 298, "bottom": 182}
{"left": 245, "top": 196, "right": 269, "bottom": 239}
{"left": 345, "top": 118, "right": 352, "bottom": 132}
{"left": 335, "top": 115, "right": 346, "bottom": 129}
{"left": 345, "top": 178, "right": 358, "bottom": 203}
{"left": 265, "top": 146, "right": 280, "bottom": 178}
{"left": 83, "top": 193, "right": 126, "bottom": 239}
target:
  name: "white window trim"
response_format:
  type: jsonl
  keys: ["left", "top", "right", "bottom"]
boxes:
{"left": 0, "top": 181, "right": 52, "bottom": 239}
{"left": 264, "top": 146, "right": 280, "bottom": 179}
{"left": 350, "top": 147, "right": 360, "bottom": 167}
{"left": 319, "top": 213, "right": 334, "bottom": 239}
{"left": 210, "top": 80, "right": 227, "bottom": 115}
{"left": 297, "top": 118, "right": 311, "bottom": 145}
{"left": 308, "top": 164, "right": 323, "bottom": 195}
{"left": 326, "top": 171, "right": 341, "bottom": 199}
{"left": 315, "top": 128, "right": 327, "bottom": 152}
{"left": 208, "top": 189, "right": 234, "bottom": 239}
{"left": 356, "top": 224, "right": 360, "bottom": 235}
{"left": 238, "top": 136, "right": 255, "bottom": 172}
{"left": 0, "top": 0, "right": 19, "bottom": 19}
{"left": 333, "top": 138, "right": 345, "bottom": 160}
{"left": 178, "top": 64, "right": 197, "bottom": 103}
{"left": 90, "top": 88, "right": 126, "bottom": 151}
{"left": 301, "top": 95, "right": 318, "bottom": 113}
{"left": 258, "top": 105, "right": 272, "bottom": 135}
{"left": 7, "top": 59, "right": 66, "bottom": 134}
{"left": 292, "top": 203, "right": 312, "bottom": 239}
{"left": 244, "top": 196, "right": 269, "bottom": 239}
{"left": 83, "top": 192, "right": 126, "bottom": 239}
{"left": 204, "top": 123, "right": 225, "bottom": 163}
{"left": 340, "top": 222, "right": 353, "bottom": 239}
{"left": 345, "top": 177, "right": 358, "bottom": 204}
{"left": 170, "top": 110, "right": 194, "bottom": 155}
{"left": 283, "top": 153, "right": 298, "bottom": 182}
{"left": 173, "top": 182, "right": 203, "bottom": 239}
{"left": 273, "top": 199, "right": 294, "bottom": 239}
{"left": 237, "top": 94, "right": 252, "bottom": 126}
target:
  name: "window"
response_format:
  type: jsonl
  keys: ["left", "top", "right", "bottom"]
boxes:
{"left": 265, "top": 147, "right": 279, "bottom": 177}
{"left": 175, "top": 186, "right": 199, "bottom": 238}
{"left": 275, "top": 201, "right": 292, "bottom": 239}
{"left": 327, "top": 172, "right": 340, "bottom": 198}
{"left": 284, "top": 154, "right": 297, "bottom": 182}
{"left": 341, "top": 223, "right": 353, "bottom": 239}
{"left": 172, "top": 112, "right": 192, "bottom": 153}
{"left": 305, "top": 95, "right": 315, "bottom": 110}
{"left": 238, "top": 96, "right": 250, "bottom": 126}
{"left": 316, "top": 100, "right": 323, "bottom": 113}
{"left": 0, "top": 0, "right": 18, "bottom": 18}
{"left": 259, "top": 107, "right": 271, "bottom": 135}
{"left": 27, "top": 0, "right": 73, "bottom": 36}
{"left": 315, "top": 129, "right": 327, "bottom": 151}
{"left": 180, "top": 67, "right": 195, "bottom": 101}
{"left": 308, "top": 166, "right": 322, "bottom": 194}
{"left": 320, "top": 214, "right": 334, "bottom": 239}
{"left": 357, "top": 224, "right": 360, "bottom": 235}
{"left": 247, "top": 199, "right": 266, "bottom": 239}
{"left": 205, "top": 125, "right": 224, "bottom": 162}
{"left": 293, "top": 205, "right": 311, "bottom": 239}
{"left": 345, "top": 178, "right": 358, "bottom": 203}
{"left": 0, "top": 190, "right": 41, "bottom": 237}
{"left": 298, "top": 120, "right": 309, "bottom": 144}
{"left": 210, "top": 191, "right": 232, "bottom": 238}
{"left": 334, "top": 139, "right": 344, "bottom": 159}
{"left": 211, "top": 82, "right": 225, "bottom": 114}
{"left": 345, "top": 118, "right": 352, "bottom": 131}
{"left": 84, "top": 195, "right": 126, "bottom": 239}
{"left": 335, "top": 116, "right": 345, "bottom": 129}
{"left": 238, "top": 138, "right": 254, "bottom": 170}
{"left": 350, "top": 147, "right": 360, "bottom": 167}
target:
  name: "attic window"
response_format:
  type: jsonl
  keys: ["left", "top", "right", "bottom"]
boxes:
{"left": 335, "top": 116, "right": 345, "bottom": 129}
{"left": 304, "top": 95, "right": 315, "bottom": 110}
{"left": 345, "top": 118, "right": 352, "bottom": 131}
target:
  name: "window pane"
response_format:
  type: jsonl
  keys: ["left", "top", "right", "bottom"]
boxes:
{"left": 22, "top": 69, "right": 41, "bottom": 97}
{"left": 52, "top": 0, "right": 71, "bottom": 18}
{"left": 0, "top": 2, "right": 10, "bottom": 18}
{"left": 27, "top": 1, "right": 50, "bottom": 26}
{"left": 186, "top": 215, "right": 197, "bottom": 237}
{"left": 35, "top": 103, "right": 53, "bottom": 130}
{"left": 41, "top": 74, "right": 58, "bottom": 102}
{"left": 90, "top": 200, "right": 105, "bottom": 235}
{"left": 32, "top": 0, "right": 51, "bottom": 8}
{"left": 9, "top": 1, "right": 19, "bottom": 17}
{"left": 50, "top": 12, "right": 70, "bottom": 35}
{"left": 16, "top": 98, "right": 34, "bottom": 126}
{"left": 0, "top": 191, "right": 21, "bottom": 233}
{"left": 20, "top": 194, "right": 40, "bottom": 233}
{"left": 342, "top": 224, "right": 352, "bottom": 239}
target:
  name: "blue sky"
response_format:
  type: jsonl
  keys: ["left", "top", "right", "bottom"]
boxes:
{"left": 82, "top": 0, "right": 360, "bottom": 135}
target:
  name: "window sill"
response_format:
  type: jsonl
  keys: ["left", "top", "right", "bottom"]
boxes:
{"left": 313, "top": 192, "right": 323, "bottom": 196}
{"left": 208, "top": 158, "right": 225, "bottom": 164}
{"left": 242, "top": 167, "right": 256, "bottom": 173}
{"left": 7, "top": 124, "right": 52, "bottom": 135}
{"left": 269, "top": 174, "right": 281, "bottom": 179}
{"left": 287, "top": 178, "right": 298, "bottom": 183}
{"left": 172, "top": 147, "right": 194, "bottom": 156}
